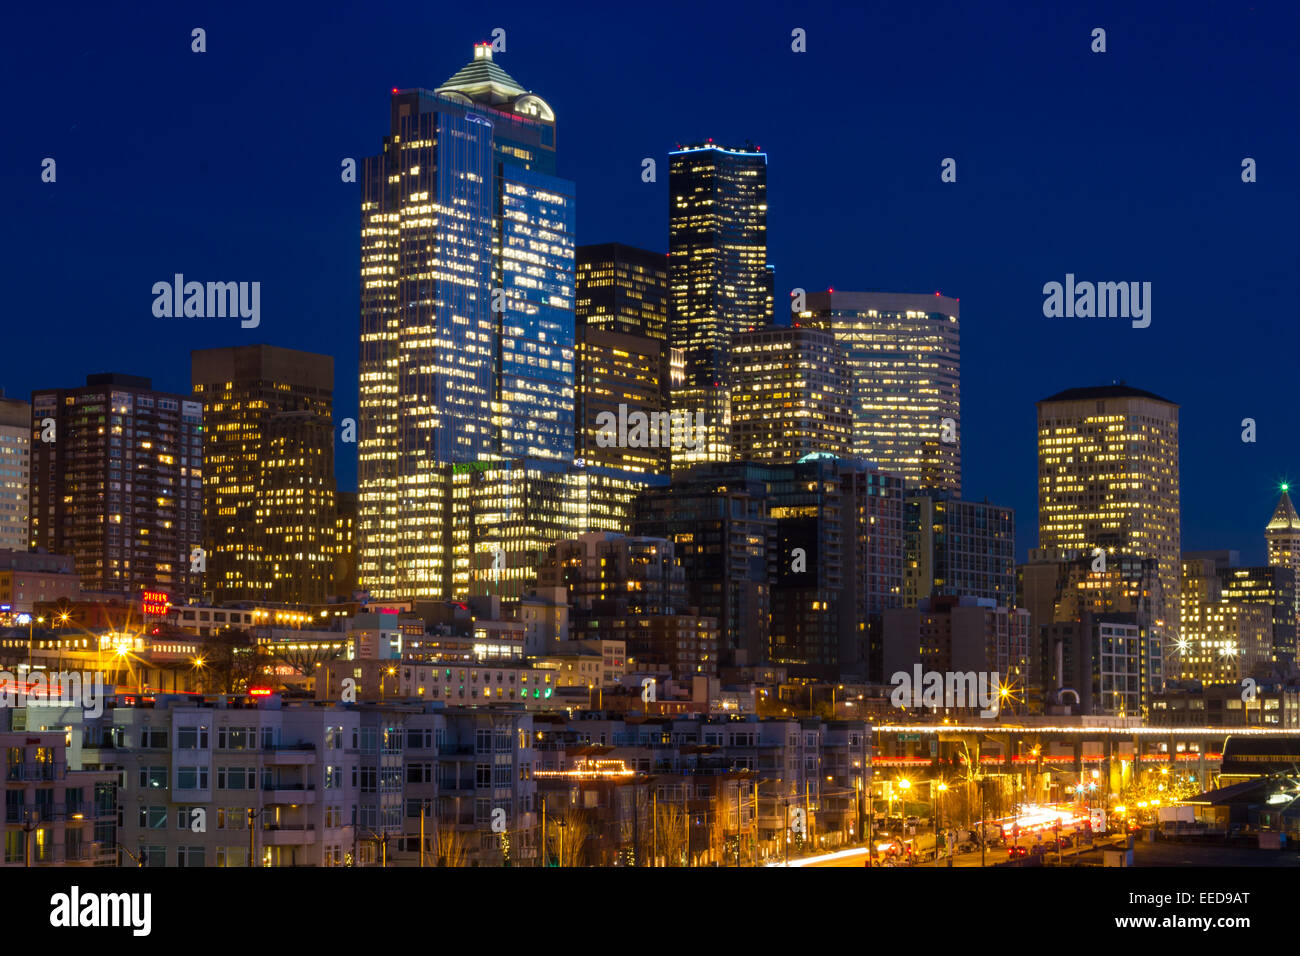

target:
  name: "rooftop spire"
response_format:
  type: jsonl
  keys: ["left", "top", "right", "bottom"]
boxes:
{"left": 1266, "top": 488, "right": 1300, "bottom": 533}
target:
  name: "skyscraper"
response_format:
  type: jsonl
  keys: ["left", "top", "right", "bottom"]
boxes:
{"left": 767, "top": 456, "right": 905, "bottom": 679}
{"left": 667, "top": 143, "right": 769, "bottom": 468}
{"left": 192, "top": 345, "right": 336, "bottom": 605}
{"left": 800, "top": 291, "right": 961, "bottom": 493}
{"left": 1037, "top": 384, "right": 1180, "bottom": 651}
{"left": 358, "top": 44, "right": 575, "bottom": 601}
{"left": 729, "top": 326, "right": 852, "bottom": 463}
{"left": 574, "top": 320, "right": 675, "bottom": 475}
{"left": 635, "top": 463, "right": 775, "bottom": 667}
{"left": 0, "top": 394, "right": 30, "bottom": 553}
{"left": 30, "top": 374, "right": 203, "bottom": 601}
{"left": 1266, "top": 486, "right": 1300, "bottom": 626}
{"left": 575, "top": 243, "right": 669, "bottom": 340}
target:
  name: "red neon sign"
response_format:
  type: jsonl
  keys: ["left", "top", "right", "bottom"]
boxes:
{"left": 142, "top": 590, "right": 170, "bottom": 615}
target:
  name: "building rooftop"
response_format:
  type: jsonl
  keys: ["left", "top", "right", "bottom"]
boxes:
{"left": 1037, "top": 384, "right": 1176, "bottom": 405}
{"left": 1267, "top": 490, "right": 1300, "bottom": 533}
{"left": 437, "top": 43, "right": 527, "bottom": 102}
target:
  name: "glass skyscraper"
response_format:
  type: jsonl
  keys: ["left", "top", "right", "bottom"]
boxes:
{"left": 667, "top": 143, "right": 770, "bottom": 468}
{"left": 358, "top": 44, "right": 575, "bottom": 601}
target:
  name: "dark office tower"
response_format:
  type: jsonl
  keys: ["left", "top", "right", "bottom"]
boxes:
{"left": 800, "top": 291, "right": 961, "bottom": 494}
{"left": 730, "top": 326, "right": 852, "bottom": 463}
{"left": 668, "top": 143, "right": 769, "bottom": 468}
{"left": 904, "top": 492, "right": 1016, "bottom": 608}
{"left": 359, "top": 43, "right": 576, "bottom": 602}
{"left": 192, "top": 346, "right": 336, "bottom": 605}
{"left": 767, "top": 456, "right": 905, "bottom": 679}
{"left": 332, "top": 491, "right": 358, "bottom": 600}
{"left": 30, "top": 374, "right": 203, "bottom": 601}
{"left": 634, "top": 464, "right": 776, "bottom": 667}
{"left": 575, "top": 243, "right": 669, "bottom": 341}
{"left": 574, "top": 319, "right": 674, "bottom": 475}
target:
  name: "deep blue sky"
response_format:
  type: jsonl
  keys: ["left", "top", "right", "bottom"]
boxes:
{"left": 6, "top": 0, "right": 1297, "bottom": 564}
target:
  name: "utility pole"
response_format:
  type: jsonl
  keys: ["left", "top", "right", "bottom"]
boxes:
{"left": 420, "top": 802, "right": 426, "bottom": 868}
{"left": 979, "top": 777, "right": 986, "bottom": 868}
{"left": 651, "top": 790, "right": 657, "bottom": 868}
{"left": 540, "top": 796, "right": 547, "bottom": 867}
{"left": 735, "top": 779, "right": 741, "bottom": 867}
{"left": 248, "top": 807, "right": 255, "bottom": 867}
{"left": 784, "top": 797, "right": 790, "bottom": 866}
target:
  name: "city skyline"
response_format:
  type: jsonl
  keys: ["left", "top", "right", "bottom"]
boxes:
{"left": 10, "top": 4, "right": 1297, "bottom": 566}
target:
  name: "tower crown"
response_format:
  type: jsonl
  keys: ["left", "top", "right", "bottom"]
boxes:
{"left": 1267, "top": 489, "right": 1300, "bottom": 533}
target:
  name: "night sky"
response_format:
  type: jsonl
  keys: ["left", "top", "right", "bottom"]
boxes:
{"left": 6, "top": 0, "right": 1297, "bottom": 564}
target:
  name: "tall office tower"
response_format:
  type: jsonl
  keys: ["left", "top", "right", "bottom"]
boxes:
{"left": 574, "top": 319, "right": 675, "bottom": 475}
{"left": 192, "top": 346, "right": 336, "bottom": 605}
{"left": 904, "top": 492, "right": 1015, "bottom": 608}
{"left": 358, "top": 44, "right": 575, "bottom": 602}
{"left": 667, "top": 143, "right": 769, "bottom": 468}
{"left": 575, "top": 243, "right": 669, "bottom": 340}
{"left": 635, "top": 464, "right": 776, "bottom": 667}
{"left": 1177, "top": 555, "right": 1271, "bottom": 685}
{"left": 0, "top": 394, "right": 30, "bottom": 552}
{"left": 800, "top": 291, "right": 961, "bottom": 494}
{"left": 729, "top": 326, "right": 852, "bottom": 463}
{"left": 1037, "top": 384, "right": 1180, "bottom": 652}
{"left": 767, "top": 456, "right": 904, "bottom": 679}
{"left": 30, "top": 374, "right": 203, "bottom": 601}
{"left": 1265, "top": 485, "right": 1300, "bottom": 625}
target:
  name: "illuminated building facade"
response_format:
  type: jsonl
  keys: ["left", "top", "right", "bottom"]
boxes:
{"left": 358, "top": 44, "right": 575, "bottom": 601}
{"left": 729, "top": 326, "right": 852, "bottom": 463}
{"left": 0, "top": 394, "right": 30, "bottom": 552}
{"left": 1265, "top": 486, "right": 1300, "bottom": 626}
{"left": 799, "top": 291, "right": 961, "bottom": 494}
{"left": 575, "top": 321, "right": 676, "bottom": 475}
{"left": 576, "top": 243, "right": 668, "bottom": 340}
{"left": 667, "top": 143, "right": 770, "bottom": 468}
{"left": 30, "top": 374, "right": 203, "bottom": 601}
{"left": 904, "top": 492, "right": 1015, "bottom": 608}
{"left": 1036, "top": 384, "right": 1180, "bottom": 653}
{"left": 450, "top": 460, "right": 664, "bottom": 605}
{"left": 192, "top": 346, "right": 336, "bottom": 605}
{"left": 1177, "top": 555, "right": 1271, "bottom": 685}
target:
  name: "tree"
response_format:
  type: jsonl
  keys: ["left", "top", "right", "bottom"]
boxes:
{"left": 200, "top": 629, "right": 271, "bottom": 694}
{"left": 654, "top": 801, "right": 687, "bottom": 867}
{"left": 435, "top": 827, "right": 470, "bottom": 867}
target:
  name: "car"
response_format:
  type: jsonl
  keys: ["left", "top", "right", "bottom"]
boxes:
{"left": 1007, "top": 845, "right": 1028, "bottom": 859}
{"left": 1058, "top": 834, "right": 1074, "bottom": 848}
